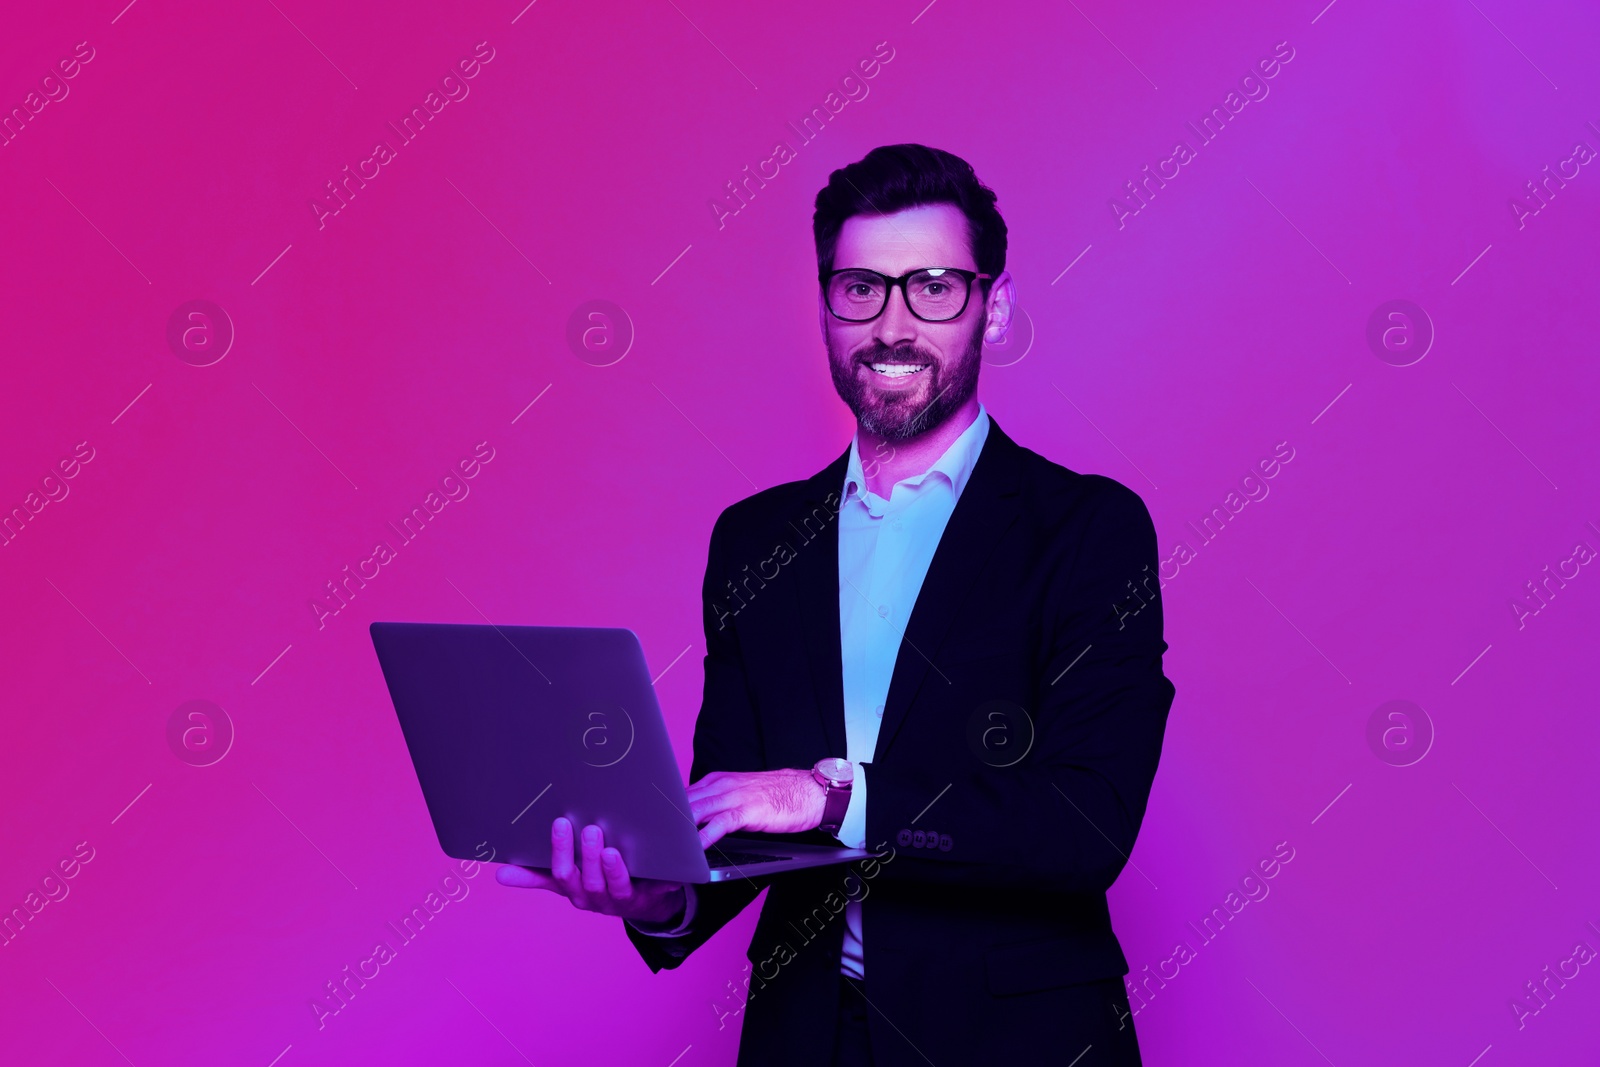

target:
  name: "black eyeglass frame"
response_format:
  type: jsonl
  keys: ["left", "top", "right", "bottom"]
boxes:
{"left": 818, "top": 266, "right": 995, "bottom": 323}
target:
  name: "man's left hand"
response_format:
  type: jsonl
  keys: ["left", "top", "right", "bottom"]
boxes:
{"left": 686, "top": 769, "right": 825, "bottom": 848}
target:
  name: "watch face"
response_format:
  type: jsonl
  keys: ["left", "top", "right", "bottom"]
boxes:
{"left": 821, "top": 757, "right": 853, "bottom": 785}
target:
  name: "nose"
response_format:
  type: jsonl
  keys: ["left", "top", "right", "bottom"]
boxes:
{"left": 872, "top": 282, "right": 919, "bottom": 347}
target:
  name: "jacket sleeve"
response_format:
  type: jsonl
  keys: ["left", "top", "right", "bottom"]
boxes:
{"left": 861, "top": 477, "right": 1176, "bottom": 895}
{"left": 624, "top": 506, "right": 776, "bottom": 971}
{"left": 626, "top": 878, "right": 699, "bottom": 937}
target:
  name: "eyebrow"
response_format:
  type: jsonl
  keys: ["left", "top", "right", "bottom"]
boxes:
{"left": 829, "top": 264, "right": 979, "bottom": 273}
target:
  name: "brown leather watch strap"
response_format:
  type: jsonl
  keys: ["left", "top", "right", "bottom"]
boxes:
{"left": 820, "top": 776, "right": 852, "bottom": 832}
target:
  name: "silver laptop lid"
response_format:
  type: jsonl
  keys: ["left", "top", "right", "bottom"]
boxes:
{"left": 371, "top": 621, "right": 712, "bottom": 883}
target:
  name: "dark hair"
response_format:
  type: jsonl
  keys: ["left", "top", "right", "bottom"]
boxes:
{"left": 812, "top": 144, "right": 1007, "bottom": 284}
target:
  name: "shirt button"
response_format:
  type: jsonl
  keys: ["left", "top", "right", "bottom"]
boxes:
{"left": 877, "top": 604, "right": 890, "bottom": 618}
{"left": 891, "top": 520, "right": 903, "bottom": 531}
{"left": 875, "top": 704, "right": 885, "bottom": 717}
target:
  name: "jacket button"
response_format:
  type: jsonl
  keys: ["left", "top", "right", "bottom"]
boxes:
{"left": 913, "top": 830, "right": 927, "bottom": 848}
{"left": 939, "top": 834, "right": 953, "bottom": 851}
{"left": 897, "top": 829, "right": 912, "bottom": 847}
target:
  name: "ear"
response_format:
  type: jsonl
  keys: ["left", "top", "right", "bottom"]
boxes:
{"left": 981, "top": 271, "right": 1017, "bottom": 344}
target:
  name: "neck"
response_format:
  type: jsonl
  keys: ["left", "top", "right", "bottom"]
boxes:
{"left": 858, "top": 396, "right": 981, "bottom": 499}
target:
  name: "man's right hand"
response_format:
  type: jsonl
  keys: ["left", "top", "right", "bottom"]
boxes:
{"left": 495, "top": 817, "right": 688, "bottom": 927}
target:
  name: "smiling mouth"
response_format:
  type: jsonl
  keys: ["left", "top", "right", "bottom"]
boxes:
{"left": 863, "top": 360, "right": 930, "bottom": 379}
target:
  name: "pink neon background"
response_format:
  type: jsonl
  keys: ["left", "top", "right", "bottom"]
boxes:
{"left": 3, "top": 0, "right": 1598, "bottom": 1063}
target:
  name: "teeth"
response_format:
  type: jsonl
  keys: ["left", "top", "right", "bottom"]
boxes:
{"left": 869, "top": 363, "right": 927, "bottom": 378}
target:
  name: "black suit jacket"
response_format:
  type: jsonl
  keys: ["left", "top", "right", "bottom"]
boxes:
{"left": 626, "top": 417, "right": 1175, "bottom": 1065}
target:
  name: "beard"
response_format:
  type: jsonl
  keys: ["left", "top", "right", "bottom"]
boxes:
{"left": 827, "top": 320, "right": 983, "bottom": 442}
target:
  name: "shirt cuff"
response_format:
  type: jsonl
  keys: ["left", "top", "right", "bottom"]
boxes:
{"left": 627, "top": 884, "right": 698, "bottom": 937}
{"left": 835, "top": 764, "right": 867, "bottom": 850}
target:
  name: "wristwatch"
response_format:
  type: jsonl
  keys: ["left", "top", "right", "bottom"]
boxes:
{"left": 811, "top": 757, "right": 854, "bottom": 834}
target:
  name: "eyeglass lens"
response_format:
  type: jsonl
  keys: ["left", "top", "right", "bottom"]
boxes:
{"left": 826, "top": 269, "right": 971, "bottom": 321}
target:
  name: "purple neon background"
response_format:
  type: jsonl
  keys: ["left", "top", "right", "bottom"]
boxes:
{"left": 3, "top": 0, "right": 1598, "bottom": 1062}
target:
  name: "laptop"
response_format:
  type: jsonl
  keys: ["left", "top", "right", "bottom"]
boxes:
{"left": 370, "top": 621, "right": 876, "bottom": 883}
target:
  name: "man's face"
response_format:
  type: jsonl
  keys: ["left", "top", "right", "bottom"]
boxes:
{"left": 821, "top": 203, "right": 988, "bottom": 441}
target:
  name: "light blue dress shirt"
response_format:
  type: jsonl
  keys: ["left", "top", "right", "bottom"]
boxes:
{"left": 834, "top": 402, "right": 990, "bottom": 980}
{"left": 633, "top": 404, "right": 993, "bottom": 983}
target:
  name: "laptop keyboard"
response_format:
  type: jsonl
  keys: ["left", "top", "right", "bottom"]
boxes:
{"left": 707, "top": 849, "right": 791, "bottom": 868}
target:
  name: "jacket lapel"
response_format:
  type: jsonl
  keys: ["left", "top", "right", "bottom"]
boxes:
{"left": 873, "top": 419, "right": 1023, "bottom": 762}
{"left": 789, "top": 418, "right": 1025, "bottom": 767}
{"left": 791, "top": 445, "right": 851, "bottom": 760}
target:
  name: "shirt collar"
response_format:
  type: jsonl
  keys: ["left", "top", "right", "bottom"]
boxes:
{"left": 842, "top": 402, "right": 990, "bottom": 507}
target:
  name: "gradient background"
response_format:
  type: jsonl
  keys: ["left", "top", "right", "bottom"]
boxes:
{"left": 3, "top": 0, "right": 1598, "bottom": 1063}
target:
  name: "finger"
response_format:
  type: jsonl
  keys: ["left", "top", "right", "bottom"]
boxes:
{"left": 496, "top": 865, "right": 558, "bottom": 891}
{"left": 686, "top": 773, "right": 739, "bottom": 804}
{"left": 698, "top": 808, "right": 744, "bottom": 849}
{"left": 689, "top": 788, "right": 743, "bottom": 826}
{"left": 601, "top": 848, "right": 633, "bottom": 901}
{"left": 580, "top": 825, "right": 607, "bottom": 894}
{"left": 550, "top": 817, "right": 577, "bottom": 884}
{"left": 686, "top": 773, "right": 743, "bottom": 805}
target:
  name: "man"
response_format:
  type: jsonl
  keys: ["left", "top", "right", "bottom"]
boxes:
{"left": 497, "top": 144, "right": 1175, "bottom": 1065}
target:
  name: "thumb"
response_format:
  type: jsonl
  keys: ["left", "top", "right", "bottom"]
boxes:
{"left": 495, "top": 864, "right": 554, "bottom": 889}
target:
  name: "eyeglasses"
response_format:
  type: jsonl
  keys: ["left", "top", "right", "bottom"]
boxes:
{"left": 820, "top": 266, "right": 993, "bottom": 323}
